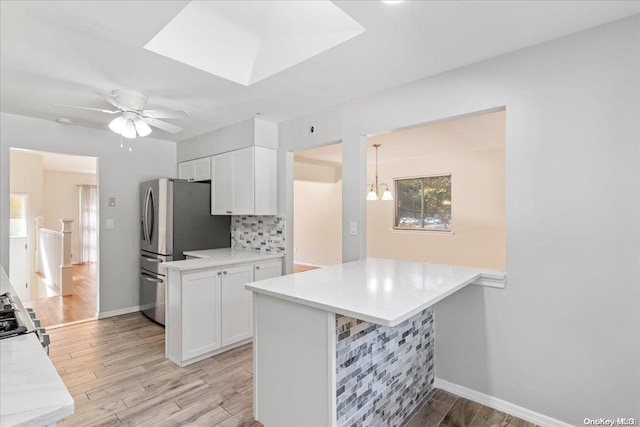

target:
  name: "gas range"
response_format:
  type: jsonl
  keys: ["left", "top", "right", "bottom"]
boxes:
{"left": 0, "top": 292, "right": 50, "bottom": 353}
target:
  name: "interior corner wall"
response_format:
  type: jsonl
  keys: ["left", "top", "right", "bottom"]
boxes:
{"left": 43, "top": 170, "right": 97, "bottom": 265}
{"left": 367, "top": 147, "right": 505, "bottom": 270}
{"left": 293, "top": 179, "right": 342, "bottom": 266}
{"left": 0, "top": 113, "right": 177, "bottom": 315}
{"left": 277, "top": 15, "right": 640, "bottom": 425}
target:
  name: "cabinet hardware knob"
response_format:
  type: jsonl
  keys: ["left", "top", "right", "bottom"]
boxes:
{"left": 217, "top": 271, "right": 221, "bottom": 275}
{"left": 223, "top": 271, "right": 227, "bottom": 274}
{"left": 256, "top": 266, "right": 260, "bottom": 269}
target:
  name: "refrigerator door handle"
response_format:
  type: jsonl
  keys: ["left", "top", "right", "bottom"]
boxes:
{"left": 142, "top": 187, "right": 151, "bottom": 244}
{"left": 147, "top": 187, "right": 155, "bottom": 244}
{"left": 141, "top": 272, "right": 163, "bottom": 283}
{"left": 142, "top": 257, "right": 162, "bottom": 263}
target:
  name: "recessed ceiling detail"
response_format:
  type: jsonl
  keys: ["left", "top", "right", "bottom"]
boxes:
{"left": 144, "top": 0, "right": 366, "bottom": 86}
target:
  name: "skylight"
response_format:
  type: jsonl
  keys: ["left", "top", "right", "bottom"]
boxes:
{"left": 144, "top": 1, "right": 366, "bottom": 86}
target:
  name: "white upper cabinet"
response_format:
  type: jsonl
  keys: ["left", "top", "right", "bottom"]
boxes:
{"left": 211, "top": 146, "right": 276, "bottom": 215}
{"left": 178, "top": 157, "right": 211, "bottom": 182}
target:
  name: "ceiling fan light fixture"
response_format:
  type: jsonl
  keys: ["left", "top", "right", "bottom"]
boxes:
{"left": 134, "top": 119, "right": 152, "bottom": 137}
{"left": 122, "top": 119, "right": 137, "bottom": 139}
{"left": 108, "top": 116, "right": 127, "bottom": 134}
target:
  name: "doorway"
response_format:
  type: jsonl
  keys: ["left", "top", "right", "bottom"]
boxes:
{"left": 9, "top": 148, "right": 99, "bottom": 327}
{"left": 9, "top": 193, "right": 30, "bottom": 301}
{"left": 292, "top": 142, "right": 343, "bottom": 273}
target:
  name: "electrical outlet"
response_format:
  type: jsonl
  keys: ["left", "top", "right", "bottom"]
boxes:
{"left": 106, "top": 219, "right": 114, "bottom": 229}
{"left": 349, "top": 221, "right": 357, "bottom": 236}
{"left": 108, "top": 197, "right": 116, "bottom": 207}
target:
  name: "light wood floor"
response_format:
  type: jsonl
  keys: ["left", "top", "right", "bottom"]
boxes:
{"left": 293, "top": 264, "right": 319, "bottom": 274}
{"left": 25, "top": 264, "right": 97, "bottom": 327}
{"left": 49, "top": 313, "right": 537, "bottom": 427}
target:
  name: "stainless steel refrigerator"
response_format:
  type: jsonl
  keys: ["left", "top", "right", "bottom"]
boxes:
{"left": 140, "top": 179, "right": 230, "bottom": 325}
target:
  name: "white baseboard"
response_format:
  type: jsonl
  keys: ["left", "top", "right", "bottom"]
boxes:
{"left": 433, "top": 378, "right": 573, "bottom": 427}
{"left": 97, "top": 305, "right": 141, "bottom": 319}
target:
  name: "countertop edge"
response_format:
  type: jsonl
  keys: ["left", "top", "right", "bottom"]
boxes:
{"left": 163, "top": 251, "right": 284, "bottom": 272}
{"left": 246, "top": 273, "right": 482, "bottom": 327}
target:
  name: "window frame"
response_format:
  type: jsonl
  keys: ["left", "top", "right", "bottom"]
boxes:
{"left": 393, "top": 173, "right": 452, "bottom": 232}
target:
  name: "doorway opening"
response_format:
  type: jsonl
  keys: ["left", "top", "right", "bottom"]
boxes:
{"left": 9, "top": 148, "right": 99, "bottom": 327}
{"left": 365, "top": 109, "right": 506, "bottom": 270}
{"left": 293, "top": 141, "right": 343, "bottom": 273}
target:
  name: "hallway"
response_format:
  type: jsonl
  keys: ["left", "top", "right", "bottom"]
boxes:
{"left": 24, "top": 263, "right": 97, "bottom": 327}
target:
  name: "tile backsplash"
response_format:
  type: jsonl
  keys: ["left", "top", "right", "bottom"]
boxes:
{"left": 231, "top": 215, "right": 285, "bottom": 253}
{"left": 335, "top": 308, "right": 434, "bottom": 427}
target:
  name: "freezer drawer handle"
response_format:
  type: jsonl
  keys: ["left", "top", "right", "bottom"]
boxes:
{"left": 141, "top": 273, "right": 163, "bottom": 283}
{"left": 142, "top": 257, "right": 163, "bottom": 263}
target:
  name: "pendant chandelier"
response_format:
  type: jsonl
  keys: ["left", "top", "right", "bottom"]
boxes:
{"left": 367, "top": 144, "right": 393, "bottom": 201}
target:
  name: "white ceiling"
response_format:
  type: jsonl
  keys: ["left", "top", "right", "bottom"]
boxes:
{"left": 1, "top": 1, "right": 637, "bottom": 143}
{"left": 12, "top": 149, "right": 97, "bottom": 174}
{"left": 294, "top": 110, "right": 505, "bottom": 165}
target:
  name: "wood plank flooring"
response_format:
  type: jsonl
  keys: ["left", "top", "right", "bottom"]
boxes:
{"left": 24, "top": 263, "right": 97, "bottom": 327}
{"left": 48, "top": 313, "right": 538, "bottom": 427}
{"left": 293, "top": 264, "right": 320, "bottom": 274}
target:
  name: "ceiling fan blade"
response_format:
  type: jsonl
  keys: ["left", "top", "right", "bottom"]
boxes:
{"left": 53, "top": 104, "right": 119, "bottom": 114}
{"left": 142, "top": 109, "right": 189, "bottom": 120}
{"left": 94, "top": 89, "right": 129, "bottom": 111}
{"left": 143, "top": 117, "right": 183, "bottom": 134}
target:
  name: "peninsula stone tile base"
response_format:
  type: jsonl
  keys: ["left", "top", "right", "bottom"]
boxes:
{"left": 336, "top": 307, "right": 435, "bottom": 427}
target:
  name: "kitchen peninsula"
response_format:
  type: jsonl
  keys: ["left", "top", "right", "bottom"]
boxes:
{"left": 247, "top": 258, "right": 505, "bottom": 427}
{"left": 161, "top": 248, "right": 283, "bottom": 367}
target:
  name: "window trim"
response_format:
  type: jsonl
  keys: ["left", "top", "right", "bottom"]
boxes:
{"left": 393, "top": 173, "right": 452, "bottom": 232}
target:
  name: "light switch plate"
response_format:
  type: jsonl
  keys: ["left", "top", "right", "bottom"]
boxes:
{"left": 106, "top": 219, "right": 114, "bottom": 229}
{"left": 108, "top": 197, "right": 116, "bottom": 207}
{"left": 349, "top": 221, "right": 357, "bottom": 236}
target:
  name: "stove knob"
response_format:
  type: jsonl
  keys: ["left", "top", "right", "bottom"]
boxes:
{"left": 37, "top": 327, "right": 46, "bottom": 336}
{"left": 33, "top": 319, "right": 41, "bottom": 327}
{"left": 40, "top": 333, "right": 50, "bottom": 352}
{"left": 28, "top": 311, "right": 36, "bottom": 319}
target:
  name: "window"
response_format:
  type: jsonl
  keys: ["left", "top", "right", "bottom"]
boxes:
{"left": 394, "top": 175, "right": 451, "bottom": 231}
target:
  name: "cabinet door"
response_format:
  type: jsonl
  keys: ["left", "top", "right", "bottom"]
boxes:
{"left": 254, "top": 259, "right": 282, "bottom": 281}
{"left": 182, "top": 270, "right": 221, "bottom": 360}
{"left": 254, "top": 147, "right": 277, "bottom": 215}
{"left": 220, "top": 265, "right": 254, "bottom": 347}
{"left": 178, "top": 161, "right": 195, "bottom": 181}
{"left": 193, "top": 157, "right": 211, "bottom": 181}
{"left": 211, "top": 153, "right": 234, "bottom": 215}
{"left": 231, "top": 147, "right": 255, "bottom": 214}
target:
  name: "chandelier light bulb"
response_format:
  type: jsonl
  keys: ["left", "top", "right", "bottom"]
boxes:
{"left": 382, "top": 189, "right": 394, "bottom": 201}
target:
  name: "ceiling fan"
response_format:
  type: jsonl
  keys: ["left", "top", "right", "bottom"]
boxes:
{"left": 54, "top": 89, "right": 189, "bottom": 139}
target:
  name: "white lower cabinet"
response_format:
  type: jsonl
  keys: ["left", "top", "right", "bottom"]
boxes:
{"left": 221, "top": 265, "right": 253, "bottom": 347}
{"left": 181, "top": 269, "right": 221, "bottom": 360}
{"left": 165, "top": 259, "right": 282, "bottom": 367}
{"left": 254, "top": 260, "right": 282, "bottom": 281}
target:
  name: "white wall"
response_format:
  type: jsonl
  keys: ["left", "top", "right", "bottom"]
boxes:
{"left": 9, "top": 150, "right": 43, "bottom": 290}
{"left": 43, "top": 170, "right": 97, "bottom": 265}
{"left": 293, "top": 161, "right": 342, "bottom": 266}
{"left": 367, "top": 147, "right": 505, "bottom": 270}
{"left": 1, "top": 113, "right": 177, "bottom": 315}
{"left": 277, "top": 16, "right": 639, "bottom": 425}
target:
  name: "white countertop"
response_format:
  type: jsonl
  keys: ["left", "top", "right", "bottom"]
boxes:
{"left": 162, "top": 247, "right": 284, "bottom": 272}
{"left": 246, "top": 258, "right": 504, "bottom": 327}
{"left": 0, "top": 267, "right": 74, "bottom": 427}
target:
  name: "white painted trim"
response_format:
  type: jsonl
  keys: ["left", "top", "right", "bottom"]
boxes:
{"left": 433, "top": 378, "right": 573, "bottom": 427}
{"left": 293, "top": 261, "right": 326, "bottom": 268}
{"left": 97, "top": 305, "right": 140, "bottom": 319}
{"left": 470, "top": 276, "right": 506, "bottom": 288}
